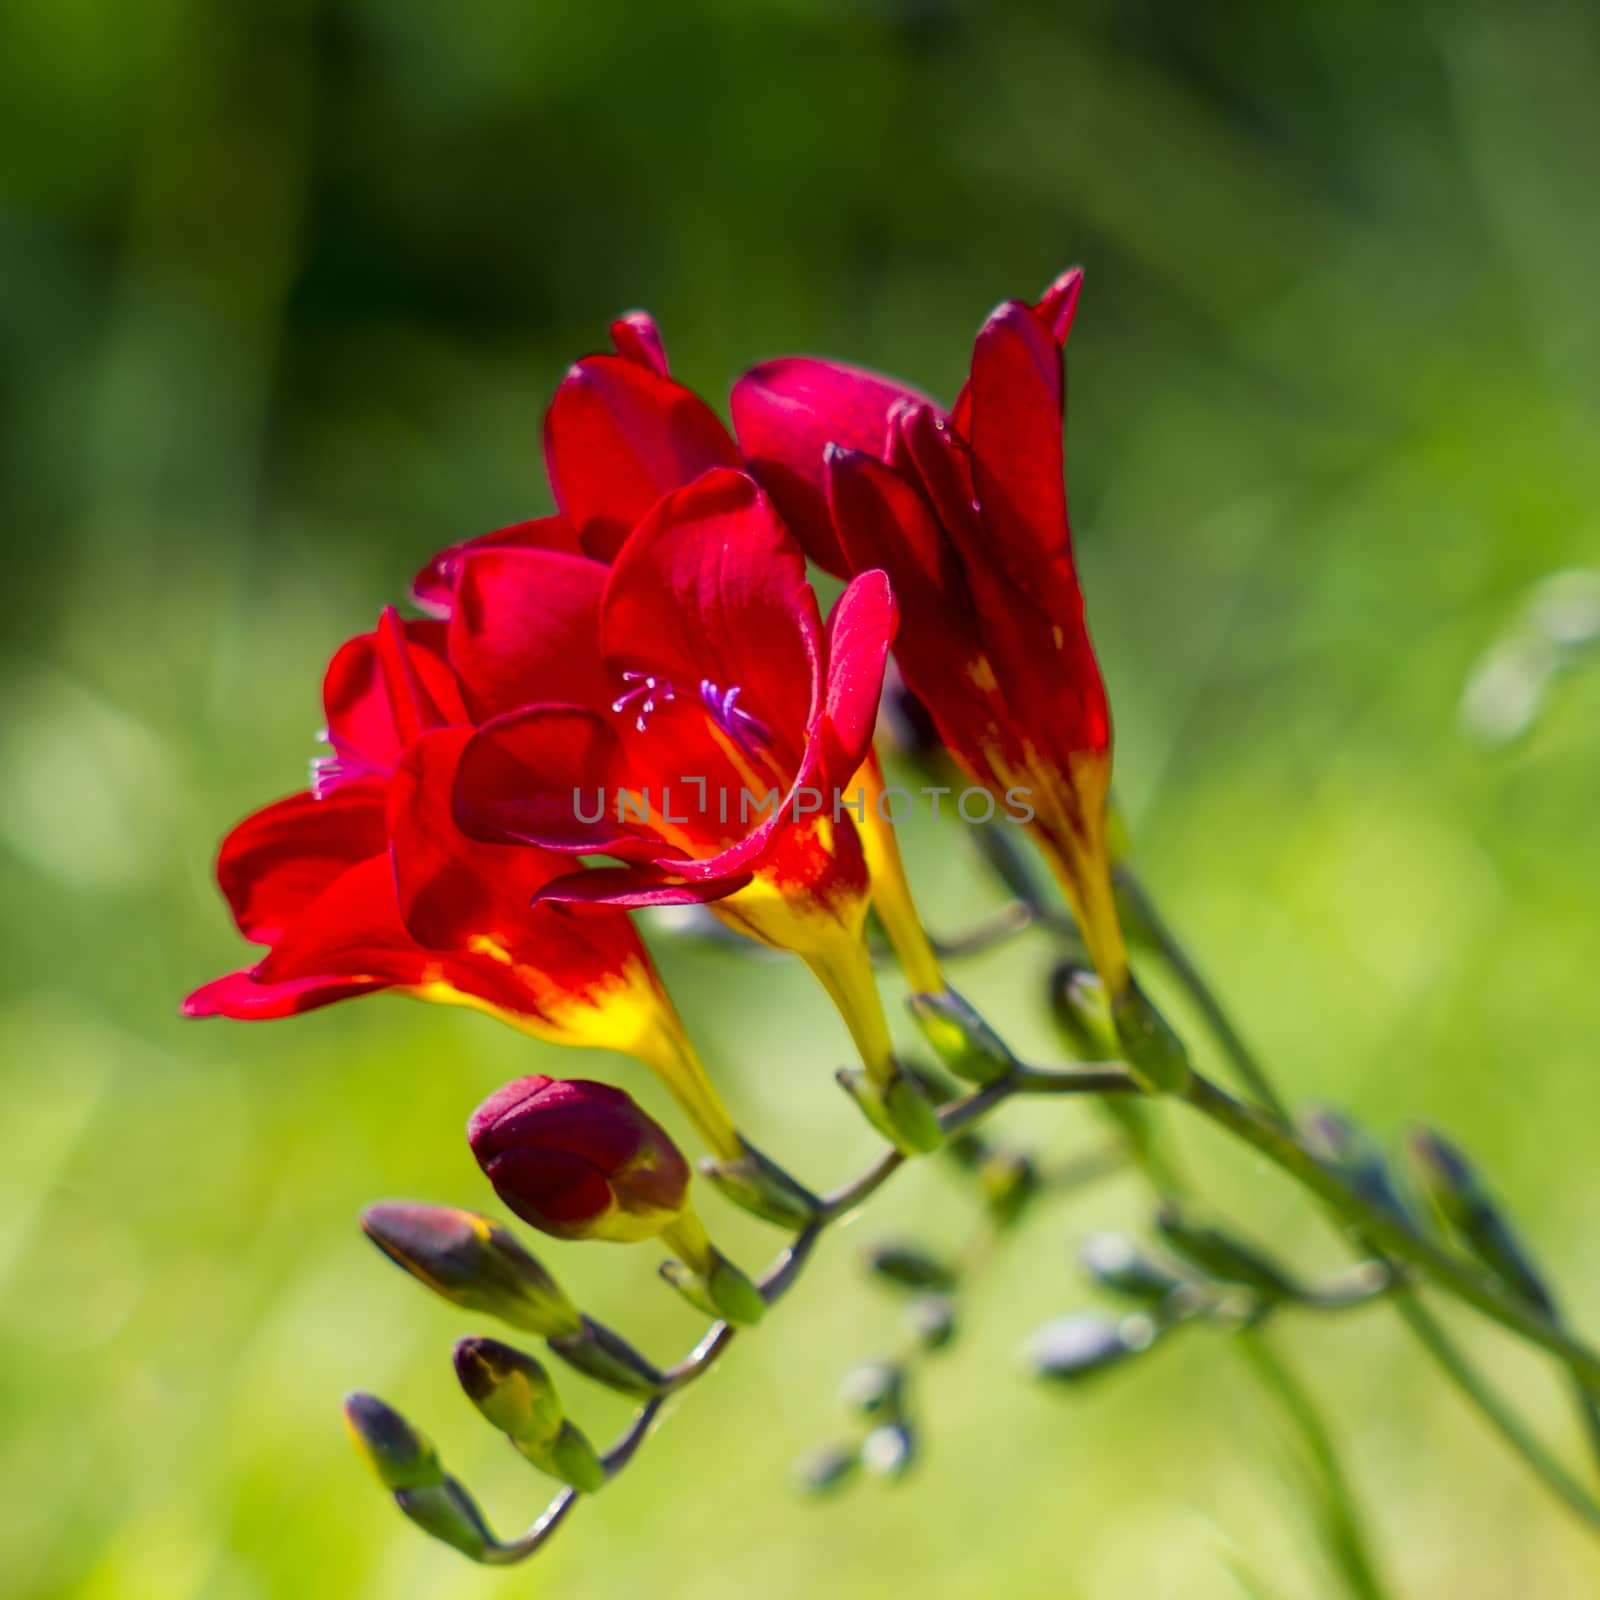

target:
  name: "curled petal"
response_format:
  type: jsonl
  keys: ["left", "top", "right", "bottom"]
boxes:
{"left": 410, "top": 517, "right": 579, "bottom": 619}
{"left": 215, "top": 787, "right": 388, "bottom": 945}
{"left": 731, "top": 357, "right": 935, "bottom": 575}
{"left": 181, "top": 967, "right": 388, "bottom": 1020}
{"left": 544, "top": 355, "right": 741, "bottom": 561}
{"left": 818, "top": 568, "right": 897, "bottom": 791}
{"left": 609, "top": 312, "right": 670, "bottom": 376}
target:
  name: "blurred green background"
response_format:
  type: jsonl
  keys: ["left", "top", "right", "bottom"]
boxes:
{"left": 5, "top": 1, "right": 1600, "bottom": 1595}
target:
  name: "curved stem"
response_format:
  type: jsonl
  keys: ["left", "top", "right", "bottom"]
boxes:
{"left": 1237, "top": 1326, "right": 1391, "bottom": 1600}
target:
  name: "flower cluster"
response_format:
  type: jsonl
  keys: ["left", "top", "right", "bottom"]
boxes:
{"left": 187, "top": 270, "right": 1197, "bottom": 1562}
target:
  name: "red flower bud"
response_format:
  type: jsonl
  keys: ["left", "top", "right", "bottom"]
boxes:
{"left": 469, "top": 1076, "right": 691, "bottom": 1243}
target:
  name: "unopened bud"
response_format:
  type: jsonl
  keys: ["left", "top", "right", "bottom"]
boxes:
{"left": 905, "top": 1293, "right": 958, "bottom": 1352}
{"left": 658, "top": 1226, "right": 767, "bottom": 1327}
{"left": 794, "top": 1442, "right": 860, "bottom": 1496}
{"left": 1079, "top": 1232, "right": 1185, "bottom": 1304}
{"left": 860, "top": 1422, "right": 916, "bottom": 1482}
{"left": 978, "top": 1147, "right": 1039, "bottom": 1228}
{"left": 1407, "top": 1129, "right": 1553, "bottom": 1314}
{"left": 907, "top": 988, "right": 1016, "bottom": 1085}
{"left": 469, "top": 1076, "right": 692, "bottom": 1244}
{"left": 699, "top": 1138, "right": 818, "bottom": 1228}
{"left": 1299, "top": 1108, "right": 1415, "bottom": 1227}
{"left": 1048, "top": 961, "right": 1116, "bottom": 1060}
{"left": 838, "top": 1359, "right": 905, "bottom": 1419}
{"left": 1023, "top": 1311, "right": 1158, "bottom": 1383}
{"left": 1155, "top": 1204, "right": 1300, "bottom": 1301}
{"left": 360, "top": 1202, "right": 582, "bottom": 1338}
{"left": 864, "top": 1243, "right": 958, "bottom": 1294}
{"left": 838, "top": 1065, "right": 943, "bottom": 1154}
{"left": 343, "top": 1393, "right": 442, "bottom": 1493}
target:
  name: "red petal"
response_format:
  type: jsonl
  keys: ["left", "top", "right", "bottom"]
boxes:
{"left": 950, "top": 267, "right": 1083, "bottom": 436}
{"left": 447, "top": 547, "right": 612, "bottom": 720}
{"left": 411, "top": 517, "right": 579, "bottom": 618}
{"left": 963, "top": 300, "right": 1068, "bottom": 579}
{"left": 817, "top": 568, "right": 896, "bottom": 791}
{"left": 215, "top": 787, "right": 388, "bottom": 945}
{"left": 181, "top": 968, "right": 389, "bottom": 1019}
{"left": 536, "top": 863, "right": 752, "bottom": 909}
{"left": 322, "top": 619, "right": 464, "bottom": 789}
{"left": 601, "top": 467, "right": 820, "bottom": 776}
{"left": 544, "top": 355, "right": 741, "bottom": 562}
{"left": 453, "top": 705, "right": 651, "bottom": 857}
{"left": 731, "top": 358, "right": 935, "bottom": 576}
{"left": 389, "top": 727, "right": 570, "bottom": 949}
{"left": 610, "top": 312, "right": 670, "bottom": 376}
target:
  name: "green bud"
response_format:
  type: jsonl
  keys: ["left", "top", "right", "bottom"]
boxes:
{"left": 794, "top": 1442, "right": 860, "bottom": 1496}
{"left": 838, "top": 1359, "right": 905, "bottom": 1419}
{"left": 1111, "top": 978, "right": 1190, "bottom": 1094}
{"left": 343, "top": 1393, "right": 444, "bottom": 1493}
{"left": 453, "top": 1338, "right": 563, "bottom": 1446}
{"left": 659, "top": 1252, "right": 766, "bottom": 1326}
{"left": 1048, "top": 961, "right": 1116, "bottom": 1059}
{"left": 453, "top": 1338, "right": 605, "bottom": 1494}
{"left": 1407, "top": 1129, "right": 1554, "bottom": 1314}
{"left": 906, "top": 988, "right": 1017, "bottom": 1085}
{"left": 1300, "top": 1108, "right": 1415, "bottom": 1227}
{"left": 864, "top": 1243, "right": 959, "bottom": 1294}
{"left": 547, "top": 1316, "right": 663, "bottom": 1398}
{"left": 1155, "top": 1204, "right": 1300, "bottom": 1301}
{"left": 1023, "top": 1311, "right": 1158, "bottom": 1383}
{"left": 1079, "top": 1232, "right": 1185, "bottom": 1304}
{"left": 393, "top": 1478, "right": 496, "bottom": 1561}
{"left": 837, "top": 1066, "right": 943, "bottom": 1154}
{"left": 860, "top": 1422, "right": 916, "bottom": 1482}
{"left": 360, "top": 1202, "right": 582, "bottom": 1338}
{"left": 978, "top": 1147, "right": 1040, "bottom": 1228}
{"left": 699, "top": 1138, "right": 818, "bottom": 1228}
{"left": 905, "top": 1293, "right": 958, "bottom": 1353}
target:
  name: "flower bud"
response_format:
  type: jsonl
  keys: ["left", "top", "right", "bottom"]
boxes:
{"left": 1047, "top": 961, "right": 1116, "bottom": 1060}
{"left": 343, "top": 1395, "right": 497, "bottom": 1560}
{"left": 864, "top": 1242, "right": 959, "bottom": 1294}
{"left": 469, "top": 1076, "right": 691, "bottom": 1244}
{"left": 1407, "top": 1128, "right": 1554, "bottom": 1314}
{"left": 838, "top": 1359, "right": 905, "bottom": 1419}
{"left": 1300, "top": 1108, "right": 1416, "bottom": 1227}
{"left": 1079, "top": 1232, "right": 1185, "bottom": 1305}
{"left": 794, "top": 1442, "right": 860, "bottom": 1496}
{"left": 978, "top": 1147, "right": 1039, "bottom": 1228}
{"left": 360, "top": 1202, "right": 583, "bottom": 1338}
{"left": 699, "top": 1137, "right": 818, "bottom": 1228}
{"left": 907, "top": 987, "right": 1017, "bottom": 1085}
{"left": 860, "top": 1422, "right": 916, "bottom": 1482}
{"left": 838, "top": 1064, "right": 943, "bottom": 1154}
{"left": 453, "top": 1337, "right": 605, "bottom": 1494}
{"left": 905, "top": 1293, "right": 958, "bottom": 1352}
{"left": 1023, "top": 1310, "right": 1158, "bottom": 1383}
{"left": 1154, "top": 1204, "right": 1301, "bottom": 1301}
{"left": 343, "top": 1392, "right": 443, "bottom": 1493}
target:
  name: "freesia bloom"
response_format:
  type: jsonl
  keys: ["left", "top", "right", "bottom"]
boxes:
{"left": 447, "top": 460, "right": 932, "bottom": 1140}
{"left": 468, "top": 1074, "right": 691, "bottom": 1243}
{"left": 183, "top": 609, "right": 741, "bottom": 1159}
{"left": 732, "top": 269, "right": 1129, "bottom": 995}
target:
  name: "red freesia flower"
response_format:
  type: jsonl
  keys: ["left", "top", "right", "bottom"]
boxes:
{"left": 468, "top": 1074, "right": 691, "bottom": 1243}
{"left": 183, "top": 608, "right": 741, "bottom": 1159}
{"left": 730, "top": 268, "right": 1129, "bottom": 993}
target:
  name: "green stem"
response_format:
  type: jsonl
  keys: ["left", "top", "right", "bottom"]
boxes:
{"left": 1237, "top": 1327, "right": 1391, "bottom": 1600}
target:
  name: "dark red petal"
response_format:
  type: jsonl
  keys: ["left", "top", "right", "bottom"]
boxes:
{"left": 817, "top": 568, "right": 896, "bottom": 791}
{"left": 181, "top": 968, "right": 389, "bottom": 1019}
{"left": 609, "top": 312, "right": 670, "bottom": 376}
{"left": 964, "top": 300, "right": 1068, "bottom": 579}
{"left": 215, "top": 787, "right": 388, "bottom": 945}
{"left": 447, "top": 547, "right": 612, "bottom": 720}
{"left": 601, "top": 466, "right": 820, "bottom": 776}
{"left": 375, "top": 607, "right": 463, "bottom": 747}
{"left": 470, "top": 1074, "right": 642, "bottom": 1170}
{"left": 544, "top": 355, "right": 741, "bottom": 562}
{"left": 731, "top": 358, "right": 936, "bottom": 576}
{"left": 482, "top": 1148, "right": 615, "bottom": 1235}
{"left": 949, "top": 267, "right": 1083, "bottom": 436}
{"left": 411, "top": 517, "right": 580, "bottom": 619}
{"left": 453, "top": 705, "right": 654, "bottom": 857}
{"left": 389, "top": 727, "right": 570, "bottom": 950}
{"left": 534, "top": 863, "right": 752, "bottom": 909}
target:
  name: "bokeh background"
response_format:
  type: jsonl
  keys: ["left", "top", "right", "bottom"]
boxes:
{"left": 5, "top": 1, "right": 1600, "bottom": 1595}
